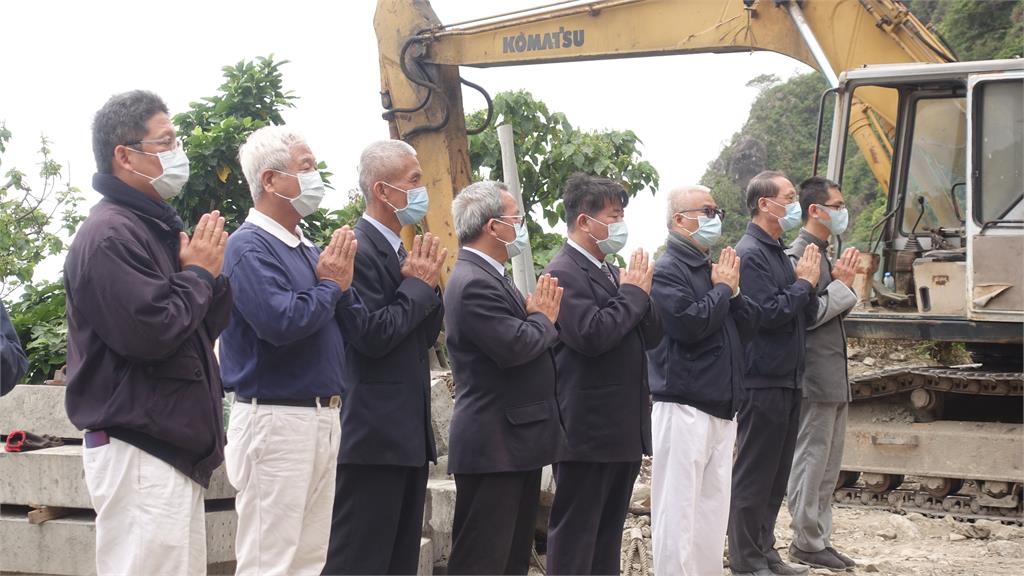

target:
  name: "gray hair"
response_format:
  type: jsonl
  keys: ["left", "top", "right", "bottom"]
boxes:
{"left": 453, "top": 180, "right": 508, "bottom": 245}
{"left": 357, "top": 140, "right": 418, "bottom": 201}
{"left": 238, "top": 125, "right": 307, "bottom": 202}
{"left": 666, "top": 185, "right": 711, "bottom": 228}
{"left": 92, "top": 90, "right": 169, "bottom": 174}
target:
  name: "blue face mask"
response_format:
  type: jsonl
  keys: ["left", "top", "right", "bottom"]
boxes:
{"left": 493, "top": 218, "right": 529, "bottom": 259}
{"left": 816, "top": 205, "right": 849, "bottom": 235}
{"left": 384, "top": 183, "right": 429, "bottom": 226}
{"left": 585, "top": 215, "right": 628, "bottom": 255}
{"left": 680, "top": 213, "right": 722, "bottom": 247}
{"left": 768, "top": 198, "right": 803, "bottom": 232}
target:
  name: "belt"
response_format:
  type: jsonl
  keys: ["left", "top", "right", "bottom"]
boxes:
{"left": 235, "top": 395, "right": 341, "bottom": 409}
{"left": 84, "top": 430, "right": 110, "bottom": 449}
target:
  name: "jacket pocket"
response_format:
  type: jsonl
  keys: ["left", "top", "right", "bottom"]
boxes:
{"left": 505, "top": 401, "right": 550, "bottom": 426}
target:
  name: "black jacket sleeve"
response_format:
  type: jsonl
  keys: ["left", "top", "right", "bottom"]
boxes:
{"left": 651, "top": 261, "right": 733, "bottom": 344}
{"left": 1, "top": 301, "right": 28, "bottom": 395}
{"left": 738, "top": 251, "right": 814, "bottom": 330}
{"left": 458, "top": 277, "right": 557, "bottom": 369}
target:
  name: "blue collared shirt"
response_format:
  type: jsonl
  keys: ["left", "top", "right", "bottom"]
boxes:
{"left": 219, "top": 209, "right": 361, "bottom": 399}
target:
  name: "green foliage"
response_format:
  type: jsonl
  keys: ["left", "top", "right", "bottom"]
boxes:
{"left": 0, "top": 128, "right": 84, "bottom": 298}
{"left": 169, "top": 56, "right": 348, "bottom": 246}
{"left": 466, "top": 90, "right": 659, "bottom": 268}
{"left": 907, "top": 0, "right": 1023, "bottom": 60}
{"left": 7, "top": 280, "right": 68, "bottom": 383}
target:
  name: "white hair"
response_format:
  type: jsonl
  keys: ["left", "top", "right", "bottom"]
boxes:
{"left": 238, "top": 125, "right": 307, "bottom": 203}
{"left": 452, "top": 180, "right": 507, "bottom": 245}
{"left": 357, "top": 140, "right": 417, "bottom": 201}
{"left": 666, "top": 184, "right": 711, "bottom": 228}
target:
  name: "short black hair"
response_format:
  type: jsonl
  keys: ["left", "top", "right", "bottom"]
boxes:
{"left": 745, "top": 170, "right": 788, "bottom": 217}
{"left": 562, "top": 173, "right": 629, "bottom": 230}
{"left": 92, "top": 90, "right": 169, "bottom": 174}
{"left": 799, "top": 176, "right": 840, "bottom": 223}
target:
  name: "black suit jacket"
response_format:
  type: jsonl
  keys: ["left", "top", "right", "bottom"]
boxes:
{"left": 543, "top": 244, "right": 662, "bottom": 462}
{"left": 444, "top": 248, "right": 564, "bottom": 474}
{"left": 335, "top": 217, "right": 444, "bottom": 466}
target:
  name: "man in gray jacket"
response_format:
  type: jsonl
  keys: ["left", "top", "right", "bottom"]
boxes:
{"left": 785, "top": 177, "right": 860, "bottom": 571}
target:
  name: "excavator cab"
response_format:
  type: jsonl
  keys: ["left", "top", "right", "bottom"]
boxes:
{"left": 833, "top": 60, "right": 1024, "bottom": 357}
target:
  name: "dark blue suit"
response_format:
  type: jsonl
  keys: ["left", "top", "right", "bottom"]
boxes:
{"left": 542, "top": 243, "right": 662, "bottom": 575}
{"left": 325, "top": 217, "right": 444, "bottom": 575}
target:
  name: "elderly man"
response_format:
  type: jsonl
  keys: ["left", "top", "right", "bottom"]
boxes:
{"left": 220, "top": 125, "right": 359, "bottom": 575}
{"left": 649, "top": 185, "right": 760, "bottom": 576}
{"left": 786, "top": 177, "right": 859, "bottom": 571}
{"left": 1, "top": 301, "right": 27, "bottom": 396}
{"left": 64, "top": 90, "right": 232, "bottom": 575}
{"left": 444, "top": 180, "right": 564, "bottom": 575}
{"left": 729, "top": 171, "right": 820, "bottom": 576}
{"left": 325, "top": 140, "right": 447, "bottom": 575}
{"left": 542, "top": 173, "right": 662, "bottom": 575}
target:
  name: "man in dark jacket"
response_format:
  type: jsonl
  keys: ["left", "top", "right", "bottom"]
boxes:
{"left": 786, "top": 178, "right": 860, "bottom": 571}
{"left": 0, "top": 301, "right": 28, "bottom": 395}
{"left": 648, "top": 184, "right": 760, "bottom": 575}
{"left": 543, "top": 173, "right": 662, "bottom": 575}
{"left": 729, "top": 171, "right": 821, "bottom": 576}
{"left": 444, "top": 180, "right": 564, "bottom": 575}
{"left": 326, "top": 139, "right": 446, "bottom": 575}
{"left": 64, "top": 90, "right": 232, "bottom": 575}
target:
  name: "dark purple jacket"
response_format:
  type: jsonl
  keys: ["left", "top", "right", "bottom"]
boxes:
{"left": 63, "top": 174, "right": 232, "bottom": 487}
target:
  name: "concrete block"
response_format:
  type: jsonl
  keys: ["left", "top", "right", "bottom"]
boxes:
{"left": 0, "top": 384, "right": 81, "bottom": 439}
{"left": 0, "top": 445, "right": 235, "bottom": 508}
{"left": 418, "top": 537, "right": 433, "bottom": 576}
{"left": 0, "top": 508, "right": 236, "bottom": 575}
{"left": 428, "top": 454, "right": 451, "bottom": 479}
{"left": 430, "top": 377, "right": 453, "bottom": 457}
{"left": 423, "top": 478, "right": 456, "bottom": 567}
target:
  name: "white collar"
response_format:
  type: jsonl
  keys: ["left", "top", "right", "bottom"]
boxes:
{"left": 245, "top": 208, "right": 314, "bottom": 249}
{"left": 362, "top": 214, "right": 403, "bottom": 255}
{"left": 464, "top": 247, "right": 505, "bottom": 276}
{"left": 567, "top": 238, "right": 605, "bottom": 270}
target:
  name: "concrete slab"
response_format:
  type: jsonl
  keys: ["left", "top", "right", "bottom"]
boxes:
{"left": 430, "top": 377, "right": 453, "bottom": 457}
{"left": 0, "top": 384, "right": 81, "bottom": 439}
{"left": 418, "top": 537, "right": 433, "bottom": 576}
{"left": 0, "top": 508, "right": 236, "bottom": 575}
{"left": 0, "top": 445, "right": 235, "bottom": 508}
{"left": 423, "top": 478, "right": 456, "bottom": 568}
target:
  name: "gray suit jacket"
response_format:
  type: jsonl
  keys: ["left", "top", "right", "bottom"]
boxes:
{"left": 787, "top": 230, "right": 859, "bottom": 402}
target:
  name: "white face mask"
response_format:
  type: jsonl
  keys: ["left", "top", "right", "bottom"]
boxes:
{"left": 128, "top": 146, "right": 190, "bottom": 200}
{"left": 272, "top": 169, "right": 326, "bottom": 218}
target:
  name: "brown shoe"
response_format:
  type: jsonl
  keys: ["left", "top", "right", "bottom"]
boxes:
{"left": 826, "top": 546, "right": 856, "bottom": 568}
{"left": 788, "top": 544, "right": 846, "bottom": 571}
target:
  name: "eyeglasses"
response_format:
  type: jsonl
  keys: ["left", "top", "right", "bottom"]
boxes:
{"left": 494, "top": 213, "right": 524, "bottom": 225}
{"left": 679, "top": 207, "right": 726, "bottom": 220}
{"left": 126, "top": 137, "right": 181, "bottom": 151}
{"left": 817, "top": 202, "right": 846, "bottom": 210}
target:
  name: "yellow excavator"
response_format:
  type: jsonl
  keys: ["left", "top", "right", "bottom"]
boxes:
{"left": 373, "top": 0, "right": 1023, "bottom": 522}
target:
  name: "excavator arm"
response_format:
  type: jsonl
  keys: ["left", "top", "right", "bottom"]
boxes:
{"left": 374, "top": 0, "right": 954, "bottom": 281}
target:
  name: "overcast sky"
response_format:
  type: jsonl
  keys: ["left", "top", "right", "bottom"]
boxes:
{"left": 1, "top": 0, "right": 814, "bottom": 285}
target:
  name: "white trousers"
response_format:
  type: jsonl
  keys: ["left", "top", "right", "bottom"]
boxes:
{"left": 225, "top": 400, "right": 341, "bottom": 576}
{"left": 83, "top": 437, "right": 206, "bottom": 576}
{"left": 652, "top": 402, "right": 737, "bottom": 576}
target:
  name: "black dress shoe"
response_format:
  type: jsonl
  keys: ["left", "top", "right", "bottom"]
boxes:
{"left": 788, "top": 544, "right": 846, "bottom": 571}
{"left": 768, "top": 560, "right": 810, "bottom": 575}
{"left": 826, "top": 546, "right": 856, "bottom": 568}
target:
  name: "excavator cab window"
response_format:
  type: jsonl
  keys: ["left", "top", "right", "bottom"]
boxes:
{"left": 973, "top": 79, "right": 1024, "bottom": 225}
{"left": 900, "top": 95, "right": 967, "bottom": 237}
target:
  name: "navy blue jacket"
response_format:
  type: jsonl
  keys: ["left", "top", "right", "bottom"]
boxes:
{"left": 735, "top": 222, "right": 818, "bottom": 389}
{"left": 220, "top": 220, "right": 359, "bottom": 400}
{"left": 1, "top": 301, "right": 27, "bottom": 395}
{"left": 648, "top": 235, "right": 760, "bottom": 419}
{"left": 444, "top": 249, "right": 564, "bottom": 474}
{"left": 335, "top": 217, "right": 444, "bottom": 467}
{"left": 544, "top": 243, "right": 662, "bottom": 463}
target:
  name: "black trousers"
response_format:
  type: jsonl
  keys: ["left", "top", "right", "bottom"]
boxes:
{"left": 546, "top": 460, "right": 641, "bottom": 576}
{"left": 323, "top": 463, "right": 428, "bottom": 575}
{"left": 728, "top": 387, "right": 802, "bottom": 572}
{"left": 447, "top": 469, "right": 542, "bottom": 575}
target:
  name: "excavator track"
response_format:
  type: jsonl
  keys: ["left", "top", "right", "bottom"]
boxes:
{"left": 834, "top": 485, "right": 1023, "bottom": 525}
{"left": 849, "top": 366, "right": 1023, "bottom": 400}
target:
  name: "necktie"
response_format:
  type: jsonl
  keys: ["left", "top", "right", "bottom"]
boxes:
{"left": 397, "top": 244, "right": 408, "bottom": 266}
{"left": 603, "top": 263, "right": 616, "bottom": 285}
